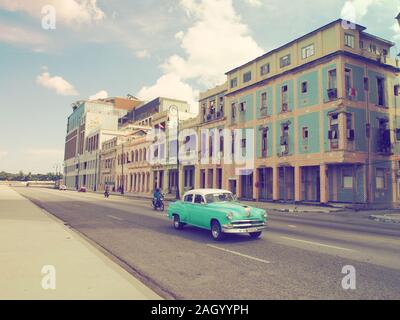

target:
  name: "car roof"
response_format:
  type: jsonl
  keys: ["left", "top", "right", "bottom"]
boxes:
{"left": 183, "top": 189, "right": 232, "bottom": 197}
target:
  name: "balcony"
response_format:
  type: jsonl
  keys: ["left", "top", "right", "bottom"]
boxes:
{"left": 203, "top": 111, "right": 224, "bottom": 123}
{"left": 260, "top": 107, "right": 269, "bottom": 118}
{"left": 278, "top": 136, "right": 290, "bottom": 157}
{"left": 360, "top": 49, "right": 399, "bottom": 68}
{"left": 378, "top": 129, "right": 392, "bottom": 155}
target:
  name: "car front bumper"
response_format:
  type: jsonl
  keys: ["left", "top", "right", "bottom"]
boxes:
{"left": 222, "top": 221, "right": 267, "bottom": 234}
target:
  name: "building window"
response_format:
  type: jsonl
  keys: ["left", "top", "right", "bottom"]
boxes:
{"left": 328, "top": 69, "right": 337, "bottom": 89}
{"left": 302, "top": 127, "right": 309, "bottom": 139}
{"left": 261, "top": 128, "right": 268, "bottom": 157}
{"left": 301, "top": 81, "right": 308, "bottom": 94}
{"left": 376, "top": 168, "right": 387, "bottom": 190}
{"left": 260, "top": 63, "right": 270, "bottom": 76}
{"left": 342, "top": 169, "right": 353, "bottom": 189}
{"left": 239, "top": 101, "right": 246, "bottom": 112}
{"left": 280, "top": 54, "right": 291, "bottom": 68}
{"left": 243, "top": 71, "right": 252, "bottom": 83}
{"left": 344, "top": 34, "right": 355, "bottom": 48}
{"left": 280, "top": 123, "right": 290, "bottom": 156}
{"left": 261, "top": 92, "right": 268, "bottom": 111}
{"left": 301, "top": 44, "right": 315, "bottom": 59}
{"left": 231, "top": 102, "right": 236, "bottom": 119}
{"left": 345, "top": 68, "right": 355, "bottom": 98}
{"left": 230, "top": 78, "right": 238, "bottom": 88}
{"left": 369, "top": 43, "right": 377, "bottom": 54}
{"left": 377, "top": 77, "right": 385, "bottom": 106}
{"left": 329, "top": 114, "right": 339, "bottom": 149}
{"left": 281, "top": 85, "right": 289, "bottom": 112}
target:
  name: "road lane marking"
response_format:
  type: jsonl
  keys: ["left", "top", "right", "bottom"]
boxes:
{"left": 280, "top": 236, "right": 354, "bottom": 252}
{"left": 207, "top": 245, "right": 270, "bottom": 264}
{"left": 107, "top": 215, "right": 124, "bottom": 221}
{"left": 288, "top": 225, "right": 297, "bottom": 228}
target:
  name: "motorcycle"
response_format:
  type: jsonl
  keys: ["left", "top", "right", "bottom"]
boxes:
{"left": 152, "top": 194, "right": 165, "bottom": 211}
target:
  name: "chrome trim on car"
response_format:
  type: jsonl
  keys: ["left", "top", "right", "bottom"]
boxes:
{"left": 222, "top": 225, "right": 267, "bottom": 234}
{"left": 222, "top": 220, "right": 267, "bottom": 233}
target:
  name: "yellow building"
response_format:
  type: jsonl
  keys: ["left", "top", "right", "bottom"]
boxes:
{"left": 190, "top": 19, "right": 399, "bottom": 208}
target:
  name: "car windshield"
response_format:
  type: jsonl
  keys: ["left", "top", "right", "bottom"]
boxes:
{"left": 205, "top": 193, "right": 235, "bottom": 203}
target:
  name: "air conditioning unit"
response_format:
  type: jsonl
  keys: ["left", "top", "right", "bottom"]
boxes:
{"left": 327, "top": 88, "right": 338, "bottom": 100}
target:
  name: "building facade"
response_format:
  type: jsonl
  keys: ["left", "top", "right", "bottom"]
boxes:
{"left": 190, "top": 19, "right": 400, "bottom": 207}
{"left": 63, "top": 96, "right": 143, "bottom": 190}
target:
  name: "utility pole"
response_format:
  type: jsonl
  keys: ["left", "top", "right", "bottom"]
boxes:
{"left": 121, "top": 142, "right": 125, "bottom": 195}
{"left": 169, "top": 105, "right": 180, "bottom": 200}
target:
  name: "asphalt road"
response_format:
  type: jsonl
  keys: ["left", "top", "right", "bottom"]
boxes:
{"left": 15, "top": 187, "right": 400, "bottom": 299}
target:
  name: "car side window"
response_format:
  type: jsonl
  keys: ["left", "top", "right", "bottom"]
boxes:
{"left": 194, "top": 194, "right": 204, "bottom": 204}
{"left": 184, "top": 194, "right": 193, "bottom": 203}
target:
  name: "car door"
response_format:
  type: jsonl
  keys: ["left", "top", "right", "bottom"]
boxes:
{"left": 192, "top": 194, "right": 209, "bottom": 229}
{"left": 181, "top": 194, "right": 194, "bottom": 223}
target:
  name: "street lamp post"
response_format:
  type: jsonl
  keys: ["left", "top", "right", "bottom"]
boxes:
{"left": 121, "top": 142, "right": 125, "bottom": 195}
{"left": 169, "top": 105, "right": 180, "bottom": 200}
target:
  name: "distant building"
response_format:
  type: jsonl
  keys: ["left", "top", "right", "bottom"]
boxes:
{"left": 63, "top": 96, "right": 143, "bottom": 190}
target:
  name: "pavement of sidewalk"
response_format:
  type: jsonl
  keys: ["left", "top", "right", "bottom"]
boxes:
{"left": 0, "top": 185, "right": 162, "bottom": 300}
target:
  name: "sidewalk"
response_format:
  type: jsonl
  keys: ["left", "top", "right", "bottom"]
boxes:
{"left": 239, "top": 200, "right": 343, "bottom": 214}
{"left": 370, "top": 214, "right": 400, "bottom": 224}
{"left": 0, "top": 185, "right": 161, "bottom": 300}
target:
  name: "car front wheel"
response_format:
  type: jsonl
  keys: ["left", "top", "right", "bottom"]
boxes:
{"left": 211, "top": 220, "right": 225, "bottom": 241}
{"left": 249, "top": 232, "right": 262, "bottom": 239}
{"left": 173, "top": 215, "right": 184, "bottom": 230}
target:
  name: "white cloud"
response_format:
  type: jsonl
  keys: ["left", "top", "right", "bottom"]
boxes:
{"left": 162, "top": 0, "right": 264, "bottom": 87}
{"left": 89, "top": 90, "right": 108, "bottom": 100}
{"left": 137, "top": 73, "right": 199, "bottom": 113}
{"left": 36, "top": 70, "right": 79, "bottom": 96}
{"left": 0, "top": 23, "right": 47, "bottom": 50}
{"left": 341, "top": 0, "right": 382, "bottom": 23}
{"left": 0, "top": 0, "right": 105, "bottom": 26}
{"left": 135, "top": 49, "right": 150, "bottom": 59}
{"left": 244, "top": 0, "right": 263, "bottom": 7}
{"left": 136, "top": 0, "right": 263, "bottom": 113}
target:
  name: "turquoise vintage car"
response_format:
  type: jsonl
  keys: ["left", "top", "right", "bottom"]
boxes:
{"left": 167, "top": 189, "right": 268, "bottom": 241}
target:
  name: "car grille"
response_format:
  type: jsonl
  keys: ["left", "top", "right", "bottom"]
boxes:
{"left": 231, "top": 220, "right": 265, "bottom": 228}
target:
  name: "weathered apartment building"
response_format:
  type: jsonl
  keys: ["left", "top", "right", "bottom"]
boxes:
{"left": 196, "top": 19, "right": 400, "bottom": 207}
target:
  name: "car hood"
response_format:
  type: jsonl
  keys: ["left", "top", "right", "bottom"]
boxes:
{"left": 207, "top": 202, "right": 264, "bottom": 218}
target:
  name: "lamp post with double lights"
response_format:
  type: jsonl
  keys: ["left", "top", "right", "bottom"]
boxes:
{"left": 121, "top": 142, "right": 125, "bottom": 195}
{"left": 169, "top": 105, "right": 180, "bottom": 200}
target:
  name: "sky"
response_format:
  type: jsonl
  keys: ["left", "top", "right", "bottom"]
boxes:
{"left": 0, "top": 0, "right": 399, "bottom": 173}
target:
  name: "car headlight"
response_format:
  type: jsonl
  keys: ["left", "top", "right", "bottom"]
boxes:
{"left": 226, "top": 212, "right": 233, "bottom": 220}
{"left": 263, "top": 212, "right": 268, "bottom": 219}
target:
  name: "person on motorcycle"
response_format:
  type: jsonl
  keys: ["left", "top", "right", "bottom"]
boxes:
{"left": 104, "top": 185, "right": 110, "bottom": 198}
{"left": 153, "top": 188, "right": 162, "bottom": 208}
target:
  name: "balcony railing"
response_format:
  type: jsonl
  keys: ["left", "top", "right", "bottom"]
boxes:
{"left": 204, "top": 111, "right": 224, "bottom": 123}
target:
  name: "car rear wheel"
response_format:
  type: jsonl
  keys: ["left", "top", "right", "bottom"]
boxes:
{"left": 173, "top": 215, "right": 184, "bottom": 230}
{"left": 211, "top": 220, "right": 225, "bottom": 241}
{"left": 249, "top": 232, "right": 262, "bottom": 239}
